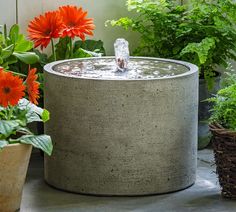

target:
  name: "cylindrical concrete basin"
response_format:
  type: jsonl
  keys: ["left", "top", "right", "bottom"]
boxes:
{"left": 44, "top": 57, "right": 198, "bottom": 196}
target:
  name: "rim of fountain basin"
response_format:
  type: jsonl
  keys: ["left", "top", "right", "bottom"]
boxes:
{"left": 44, "top": 56, "right": 198, "bottom": 81}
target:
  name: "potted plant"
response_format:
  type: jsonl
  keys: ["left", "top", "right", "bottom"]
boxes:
{"left": 209, "top": 74, "right": 236, "bottom": 198}
{"left": 0, "top": 67, "right": 52, "bottom": 212}
{"left": 27, "top": 5, "right": 105, "bottom": 64}
{"left": 107, "top": 0, "right": 236, "bottom": 148}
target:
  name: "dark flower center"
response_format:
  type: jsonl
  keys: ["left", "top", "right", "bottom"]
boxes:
{"left": 3, "top": 87, "right": 11, "bottom": 94}
{"left": 44, "top": 29, "right": 52, "bottom": 36}
{"left": 68, "top": 22, "right": 75, "bottom": 27}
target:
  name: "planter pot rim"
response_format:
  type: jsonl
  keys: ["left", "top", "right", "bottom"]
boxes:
{"left": 1, "top": 143, "right": 31, "bottom": 149}
{"left": 209, "top": 123, "right": 236, "bottom": 136}
{"left": 44, "top": 56, "right": 198, "bottom": 81}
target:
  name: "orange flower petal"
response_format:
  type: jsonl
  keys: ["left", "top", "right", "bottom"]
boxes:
{"left": 28, "top": 11, "right": 64, "bottom": 49}
{"left": 26, "top": 68, "right": 40, "bottom": 105}
{"left": 59, "top": 5, "right": 95, "bottom": 39}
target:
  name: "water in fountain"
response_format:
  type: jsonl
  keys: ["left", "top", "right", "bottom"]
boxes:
{"left": 53, "top": 39, "right": 189, "bottom": 80}
{"left": 114, "top": 38, "right": 130, "bottom": 72}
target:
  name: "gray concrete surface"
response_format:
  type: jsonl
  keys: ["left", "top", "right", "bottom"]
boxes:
{"left": 21, "top": 149, "right": 236, "bottom": 212}
{"left": 44, "top": 57, "right": 199, "bottom": 195}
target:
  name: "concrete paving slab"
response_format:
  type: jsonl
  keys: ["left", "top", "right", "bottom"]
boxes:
{"left": 20, "top": 150, "right": 236, "bottom": 212}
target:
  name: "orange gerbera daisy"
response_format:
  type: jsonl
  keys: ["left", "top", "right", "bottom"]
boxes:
{"left": 26, "top": 68, "right": 40, "bottom": 105}
{"left": 59, "top": 5, "right": 95, "bottom": 40}
{"left": 0, "top": 70, "right": 25, "bottom": 108}
{"left": 28, "top": 11, "right": 64, "bottom": 49}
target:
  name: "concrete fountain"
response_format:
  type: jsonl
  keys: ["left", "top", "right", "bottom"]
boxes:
{"left": 44, "top": 38, "right": 198, "bottom": 196}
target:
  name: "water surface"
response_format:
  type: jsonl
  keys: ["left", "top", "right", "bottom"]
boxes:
{"left": 53, "top": 58, "right": 189, "bottom": 80}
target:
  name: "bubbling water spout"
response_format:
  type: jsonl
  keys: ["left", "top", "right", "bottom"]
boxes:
{"left": 114, "top": 38, "right": 130, "bottom": 72}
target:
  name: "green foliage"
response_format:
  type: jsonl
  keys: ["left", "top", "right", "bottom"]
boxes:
{"left": 13, "top": 135, "right": 53, "bottom": 156}
{"left": 42, "top": 109, "right": 50, "bottom": 123}
{"left": 180, "top": 38, "right": 216, "bottom": 66}
{"left": 74, "top": 40, "right": 106, "bottom": 56}
{"left": 13, "top": 52, "right": 39, "bottom": 64}
{"left": 209, "top": 83, "right": 236, "bottom": 130}
{"left": 0, "top": 24, "right": 39, "bottom": 70}
{"left": 0, "top": 99, "right": 52, "bottom": 155}
{"left": 108, "top": 0, "right": 236, "bottom": 87}
{"left": 0, "top": 120, "right": 20, "bottom": 137}
{"left": 0, "top": 140, "right": 8, "bottom": 149}
{"left": 220, "top": 63, "right": 236, "bottom": 88}
{"left": 54, "top": 38, "right": 106, "bottom": 61}
{"left": 54, "top": 37, "right": 71, "bottom": 60}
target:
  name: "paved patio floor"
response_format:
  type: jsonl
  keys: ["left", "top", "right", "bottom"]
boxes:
{"left": 21, "top": 149, "right": 236, "bottom": 212}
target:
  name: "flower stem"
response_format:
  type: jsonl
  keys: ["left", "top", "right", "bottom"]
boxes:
{"left": 51, "top": 39, "right": 56, "bottom": 61}
{"left": 69, "top": 37, "right": 73, "bottom": 59}
{"left": 7, "top": 106, "right": 14, "bottom": 120}
{"left": 10, "top": 71, "right": 26, "bottom": 78}
{"left": 3, "top": 24, "right": 7, "bottom": 42}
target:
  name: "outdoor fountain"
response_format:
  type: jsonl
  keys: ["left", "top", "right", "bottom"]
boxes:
{"left": 44, "top": 39, "right": 198, "bottom": 196}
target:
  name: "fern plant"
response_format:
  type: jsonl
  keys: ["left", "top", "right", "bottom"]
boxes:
{"left": 209, "top": 83, "right": 236, "bottom": 130}
{"left": 108, "top": 0, "right": 236, "bottom": 88}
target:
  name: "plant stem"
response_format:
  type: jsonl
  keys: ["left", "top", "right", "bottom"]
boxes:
{"left": 3, "top": 24, "right": 7, "bottom": 41}
{"left": 69, "top": 37, "right": 73, "bottom": 58}
{"left": 7, "top": 106, "right": 14, "bottom": 120}
{"left": 51, "top": 39, "right": 56, "bottom": 61}
{"left": 10, "top": 71, "right": 27, "bottom": 78}
{"left": 16, "top": 0, "right": 18, "bottom": 24}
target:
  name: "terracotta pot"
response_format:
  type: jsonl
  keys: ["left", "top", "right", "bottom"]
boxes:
{"left": 0, "top": 144, "right": 32, "bottom": 212}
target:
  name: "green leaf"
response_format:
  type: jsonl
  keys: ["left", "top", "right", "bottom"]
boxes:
{"left": 0, "top": 140, "right": 8, "bottom": 149}
{"left": 73, "top": 48, "right": 92, "bottom": 58}
{"left": 0, "top": 34, "right": 4, "bottom": 45}
{"left": 42, "top": 109, "right": 50, "bottom": 123}
{"left": 2, "top": 44, "right": 14, "bottom": 59}
{"left": 16, "top": 127, "right": 33, "bottom": 135}
{"left": 74, "top": 40, "right": 106, "bottom": 56}
{"left": 180, "top": 37, "right": 216, "bottom": 65}
{"left": 6, "top": 55, "right": 18, "bottom": 64}
{"left": 19, "top": 99, "right": 42, "bottom": 113}
{"left": 108, "top": 18, "right": 134, "bottom": 31}
{"left": 14, "top": 34, "right": 33, "bottom": 52}
{"left": 34, "top": 49, "right": 48, "bottom": 66}
{"left": 13, "top": 52, "right": 39, "bottom": 64}
{"left": 9, "top": 24, "right": 19, "bottom": 44}
{"left": 18, "top": 99, "right": 49, "bottom": 124}
{"left": 81, "top": 48, "right": 103, "bottom": 57}
{"left": 26, "top": 111, "right": 42, "bottom": 123}
{"left": 17, "top": 135, "right": 53, "bottom": 156}
{"left": 55, "top": 37, "right": 70, "bottom": 60}
{"left": 0, "top": 120, "right": 19, "bottom": 136}
{"left": 8, "top": 24, "right": 33, "bottom": 52}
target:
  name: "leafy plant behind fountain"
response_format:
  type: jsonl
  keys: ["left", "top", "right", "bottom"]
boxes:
{"left": 107, "top": 0, "right": 236, "bottom": 88}
{"left": 0, "top": 24, "right": 39, "bottom": 74}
